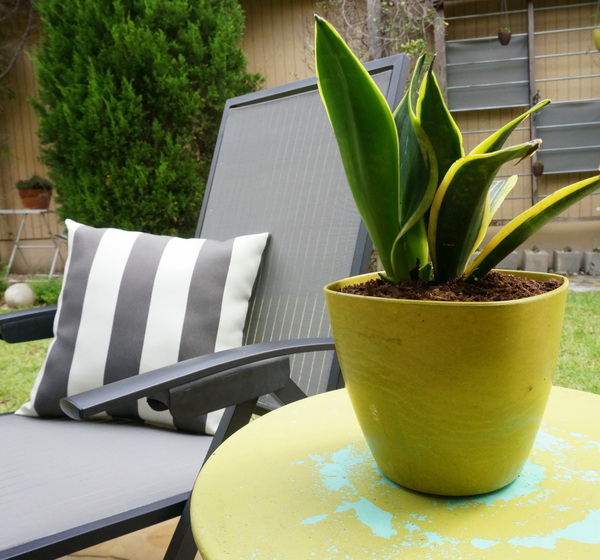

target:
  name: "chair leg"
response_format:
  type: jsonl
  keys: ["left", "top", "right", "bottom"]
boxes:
{"left": 204, "top": 399, "right": 258, "bottom": 458}
{"left": 163, "top": 501, "right": 198, "bottom": 560}
{"left": 164, "top": 400, "right": 258, "bottom": 559}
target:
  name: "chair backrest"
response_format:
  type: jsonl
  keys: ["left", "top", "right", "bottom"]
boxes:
{"left": 197, "top": 55, "right": 409, "bottom": 398}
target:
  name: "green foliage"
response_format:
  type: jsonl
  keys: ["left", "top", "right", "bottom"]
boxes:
{"left": 377, "top": 1, "right": 440, "bottom": 58}
{"left": 32, "top": 0, "right": 262, "bottom": 236}
{"left": 15, "top": 174, "right": 52, "bottom": 190}
{"left": 555, "top": 292, "right": 600, "bottom": 394}
{"left": 315, "top": 0, "right": 442, "bottom": 62}
{"left": 315, "top": 17, "right": 600, "bottom": 284}
{"left": 28, "top": 277, "right": 62, "bottom": 305}
{"left": 0, "top": 321, "right": 50, "bottom": 413}
{"left": 400, "top": 39, "right": 427, "bottom": 59}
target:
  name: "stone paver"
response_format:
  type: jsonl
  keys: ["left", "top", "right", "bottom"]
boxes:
{"left": 567, "top": 273, "right": 600, "bottom": 292}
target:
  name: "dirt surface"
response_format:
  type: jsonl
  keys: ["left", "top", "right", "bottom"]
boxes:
{"left": 339, "top": 271, "right": 563, "bottom": 302}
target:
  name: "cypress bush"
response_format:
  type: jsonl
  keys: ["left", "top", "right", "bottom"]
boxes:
{"left": 32, "top": 0, "right": 261, "bottom": 236}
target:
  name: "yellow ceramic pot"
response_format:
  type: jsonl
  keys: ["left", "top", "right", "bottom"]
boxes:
{"left": 324, "top": 271, "right": 569, "bottom": 496}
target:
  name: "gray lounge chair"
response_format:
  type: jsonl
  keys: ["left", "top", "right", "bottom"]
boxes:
{"left": 0, "top": 54, "right": 409, "bottom": 560}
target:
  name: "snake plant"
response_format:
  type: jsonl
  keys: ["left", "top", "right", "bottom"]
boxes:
{"left": 315, "top": 16, "right": 600, "bottom": 284}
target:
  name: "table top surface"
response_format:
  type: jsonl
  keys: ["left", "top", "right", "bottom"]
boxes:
{"left": 191, "top": 387, "right": 600, "bottom": 559}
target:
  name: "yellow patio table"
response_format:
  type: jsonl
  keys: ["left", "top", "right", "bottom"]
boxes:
{"left": 191, "top": 387, "right": 600, "bottom": 559}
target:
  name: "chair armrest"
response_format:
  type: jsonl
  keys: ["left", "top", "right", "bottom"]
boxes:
{"left": 145, "top": 356, "right": 295, "bottom": 419}
{"left": 60, "top": 338, "right": 335, "bottom": 419}
{"left": 0, "top": 306, "right": 56, "bottom": 343}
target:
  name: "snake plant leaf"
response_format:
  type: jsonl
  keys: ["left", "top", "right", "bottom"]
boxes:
{"left": 314, "top": 16, "right": 401, "bottom": 279}
{"left": 391, "top": 218, "right": 430, "bottom": 281}
{"left": 429, "top": 140, "right": 541, "bottom": 282}
{"left": 470, "top": 100, "right": 550, "bottom": 155}
{"left": 465, "top": 173, "right": 600, "bottom": 281}
{"left": 489, "top": 176, "right": 519, "bottom": 218}
{"left": 418, "top": 62, "right": 464, "bottom": 181}
{"left": 387, "top": 56, "right": 437, "bottom": 281}
{"left": 471, "top": 176, "right": 520, "bottom": 258}
{"left": 395, "top": 56, "right": 438, "bottom": 235}
{"left": 315, "top": 17, "right": 598, "bottom": 288}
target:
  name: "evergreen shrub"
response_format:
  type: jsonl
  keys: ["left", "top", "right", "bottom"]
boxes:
{"left": 33, "top": 0, "right": 262, "bottom": 236}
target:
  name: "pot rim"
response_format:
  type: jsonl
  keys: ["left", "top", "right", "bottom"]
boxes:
{"left": 324, "top": 269, "right": 568, "bottom": 307}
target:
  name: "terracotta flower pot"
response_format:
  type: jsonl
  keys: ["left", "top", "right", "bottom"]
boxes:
{"left": 324, "top": 270, "right": 568, "bottom": 496}
{"left": 18, "top": 188, "right": 52, "bottom": 210}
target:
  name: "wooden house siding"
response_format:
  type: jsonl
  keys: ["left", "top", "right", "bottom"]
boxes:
{"left": 0, "top": 37, "right": 62, "bottom": 274}
{"left": 239, "top": 0, "right": 315, "bottom": 88}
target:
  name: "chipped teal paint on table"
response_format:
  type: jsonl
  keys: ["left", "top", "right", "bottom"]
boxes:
{"left": 190, "top": 387, "right": 600, "bottom": 559}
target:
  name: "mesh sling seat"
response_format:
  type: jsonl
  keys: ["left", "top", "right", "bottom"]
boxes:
{"left": 0, "top": 54, "right": 409, "bottom": 560}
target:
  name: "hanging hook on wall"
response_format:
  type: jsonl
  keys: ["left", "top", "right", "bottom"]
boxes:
{"left": 500, "top": 0, "right": 510, "bottom": 28}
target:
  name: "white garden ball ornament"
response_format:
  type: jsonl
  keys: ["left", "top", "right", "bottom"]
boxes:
{"left": 4, "top": 283, "right": 35, "bottom": 308}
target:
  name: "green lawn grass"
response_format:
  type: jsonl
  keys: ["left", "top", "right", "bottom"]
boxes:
{"left": 0, "top": 335, "right": 50, "bottom": 412}
{"left": 554, "top": 291, "right": 600, "bottom": 394}
{"left": 1, "top": 291, "right": 598, "bottom": 413}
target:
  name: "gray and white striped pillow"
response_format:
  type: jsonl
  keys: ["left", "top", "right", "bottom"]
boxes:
{"left": 16, "top": 220, "right": 269, "bottom": 434}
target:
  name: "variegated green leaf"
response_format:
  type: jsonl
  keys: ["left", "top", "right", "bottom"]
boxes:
{"left": 471, "top": 176, "right": 519, "bottom": 260}
{"left": 397, "top": 59, "right": 437, "bottom": 218}
{"left": 391, "top": 218, "right": 430, "bottom": 281}
{"left": 428, "top": 140, "right": 541, "bottom": 282}
{"left": 388, "top": 56, "right": 432, "bottom": 280}
{"left": 464, "top": 173, "right": 600, "bottom": 281}
{"left": 314, "top": 16, "right": 400, "bottom": 279}
{"left": 418, "top": 63, "right": 464, "bottom": 181}
{"left": 469, "top": 100, "right": 550, "bottom": 155}
{"left": 489, "top": 176, "right": 519, "bottom": 218}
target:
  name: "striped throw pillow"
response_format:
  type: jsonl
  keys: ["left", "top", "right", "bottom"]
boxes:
{"left": 16, "top": 220, "right": 269, "bottom": 434}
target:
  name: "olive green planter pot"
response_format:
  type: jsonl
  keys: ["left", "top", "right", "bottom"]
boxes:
{"left": 324, "top": 270, "right": 569, "bottom": 496}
